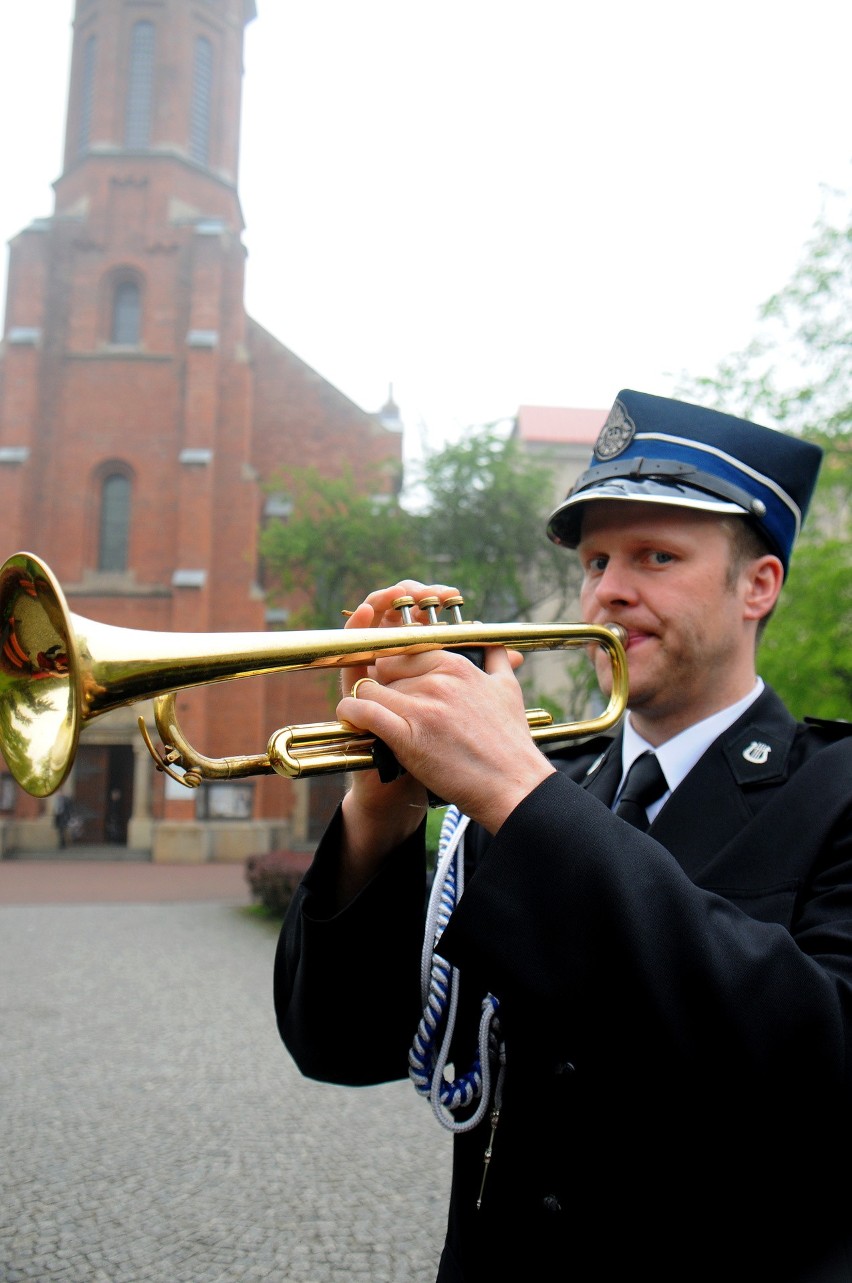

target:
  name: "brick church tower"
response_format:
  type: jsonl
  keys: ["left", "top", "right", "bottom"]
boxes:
{"left": 0, "top": 0, "right": 402, "bottom": 860}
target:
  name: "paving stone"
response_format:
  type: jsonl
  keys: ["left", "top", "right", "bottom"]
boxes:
{"left": 1, "top": 900, "right": 452, "bottom": 1281}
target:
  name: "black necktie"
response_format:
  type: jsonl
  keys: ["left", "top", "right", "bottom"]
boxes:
{"left": 614, "top": 752, "right": 667, "bottom": 832}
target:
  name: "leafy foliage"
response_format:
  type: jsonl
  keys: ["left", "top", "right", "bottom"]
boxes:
{"left": 261, "top": 427, "right": 582, "bottom": 630}
{"left": 758, "top": 537, "right": 852, "bottom": 719}
{"left": 259, "top": 465, "right": 421, "bottom": 629}
{"left": 258, "top": 428, "right": 593, "bottom": 722}
{"left": 416, "top": 424, "right": 581, "bottom": 621}
{"left": 678, "top": 186, "right": 852, "bottom": 721}
{"left": 680, "top": 186, "right": 852, "bottom": 438}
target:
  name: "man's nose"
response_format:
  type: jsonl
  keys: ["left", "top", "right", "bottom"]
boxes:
{"left": 594, "top": 560, "right": 636, "bottom": 606}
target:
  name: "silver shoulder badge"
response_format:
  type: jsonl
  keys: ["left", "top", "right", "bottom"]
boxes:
{"left": 594, "top": 399, "right": 637, "bottom": 460}
{"left": 725, "top": 729, "right": 786, "bottom": 784}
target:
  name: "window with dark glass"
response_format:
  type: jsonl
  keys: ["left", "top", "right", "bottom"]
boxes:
{"left": 111, "top": 280, "right": 141, "bottom": 345}
{"left": 78, "top": 35, "right": 96, "bottom": 156}
{"left": 190, "top": 36, "right": 213, "bottom": 164}
{"left": 99, "top": 473, "right": 131, "bottom": 572}
{"left": 125, "top": 21, "right": 155, "bottom": 148}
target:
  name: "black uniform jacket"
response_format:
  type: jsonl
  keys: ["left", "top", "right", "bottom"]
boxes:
{"left": 274, "top": 687, "right": 852, "bottom": 1282}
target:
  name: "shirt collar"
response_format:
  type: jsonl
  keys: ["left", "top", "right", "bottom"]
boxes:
{"left": 619, "top": 679, "right": 764, "bottom": 820}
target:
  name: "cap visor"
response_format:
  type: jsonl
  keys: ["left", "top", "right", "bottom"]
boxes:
{"left": 548, "top": 478, "right": 748, "bottom": 547}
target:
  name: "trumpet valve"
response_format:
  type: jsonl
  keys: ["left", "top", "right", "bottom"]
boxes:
{"left": 417, "top": 595, "right": 441, "bottom": 625}
{"left": 443, "top": 594, "right": 465, "bottom": 624}
{"left": 392, "top": 595, "right": 417, "bottom": 625}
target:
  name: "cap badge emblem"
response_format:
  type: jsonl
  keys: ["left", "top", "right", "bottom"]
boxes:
{"left": 594, "top": 399, "right": 637, "bottom": 460}
{"left": 742, "top": 740, "right": 772, "bottom": 765}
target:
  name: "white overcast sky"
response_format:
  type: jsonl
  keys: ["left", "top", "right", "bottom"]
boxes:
{"left": 1, "top": 1, "right": 850, "bottom": 453}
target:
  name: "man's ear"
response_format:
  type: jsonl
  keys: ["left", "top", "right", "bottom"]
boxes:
{"left": 743, "top": 555, "right": 784, "bottom": 621}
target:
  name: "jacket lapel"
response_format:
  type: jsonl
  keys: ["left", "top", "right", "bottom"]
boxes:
{"left": 648, "top": 686, "right": 799, "bottom": 880}
{"left": 578, "top": 734, "right": 622, "bottom": 806}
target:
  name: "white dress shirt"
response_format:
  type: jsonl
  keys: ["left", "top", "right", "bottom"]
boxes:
{"left": 616, "top": 679, "right": 765, "bottom": 824}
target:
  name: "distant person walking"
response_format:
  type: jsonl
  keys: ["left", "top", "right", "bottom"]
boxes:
{"left": 54, "top": 794, "right": 75, "bottom": 848}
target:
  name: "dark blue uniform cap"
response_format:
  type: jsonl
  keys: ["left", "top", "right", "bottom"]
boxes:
{"left": 546, "top": 390, "right": 823, "bottom": 575}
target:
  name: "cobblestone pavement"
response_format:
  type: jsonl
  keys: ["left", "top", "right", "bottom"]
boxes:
{"left": 1, "top": 882, "right": 452, "bottom": 1281}
{"left": 0, "top": 858, "right": 251, "bottom": 906}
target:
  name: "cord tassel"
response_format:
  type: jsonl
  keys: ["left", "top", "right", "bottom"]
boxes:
{"left": 408, "top": 805, "right": 504, "bottom": 1137}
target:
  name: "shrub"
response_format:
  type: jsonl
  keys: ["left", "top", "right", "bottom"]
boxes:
{"left": 245, "top": 850, "right": 311, "bottom": 917}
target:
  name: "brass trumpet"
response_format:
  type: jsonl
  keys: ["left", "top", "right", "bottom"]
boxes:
{"left": 0, "top": 552, "right": 628, "bottom": 798}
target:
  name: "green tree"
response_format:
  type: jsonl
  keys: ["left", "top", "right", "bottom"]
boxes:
{"left": 263, "top": 427, "right": 584, "bottom": 630}
{"left": 683, "top": 186, "right": 852, "bottom": 437}
{"left": 415, "top": 423, "right": 594, "bottom": 723}
{"left": 417, "top": 423, "right": 581, "bottom": 621}
{"left": 259, "top": 428, "right": 593, "bottom": 723}
{"left": 677, "top": 185, "right": 852, "bottom": 719}
{"left": 259, "top": 465, "right": 421, "bottom": 629}
{"left": 758, "top": 536, "right": 852, "bottom": 719}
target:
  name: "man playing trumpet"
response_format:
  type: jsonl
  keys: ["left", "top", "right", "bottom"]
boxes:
{"left": 274, "top": 390, "right": 852, "bottom": 1282}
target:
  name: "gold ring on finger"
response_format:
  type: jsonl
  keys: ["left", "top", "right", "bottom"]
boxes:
{"left": 350, "top": 677, "right": 380, "bottom": 699}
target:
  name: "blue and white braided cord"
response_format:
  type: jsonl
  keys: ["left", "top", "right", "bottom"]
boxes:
{"left": 408, "top": 803, "right": 502, "bottom": 1133}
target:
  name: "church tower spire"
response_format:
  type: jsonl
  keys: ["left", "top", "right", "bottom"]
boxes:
{"left": 0, "top": 0, "right": 263, "bottom": 662}
{"left": 62, "top": 0, "right": 256, "bottom": 195}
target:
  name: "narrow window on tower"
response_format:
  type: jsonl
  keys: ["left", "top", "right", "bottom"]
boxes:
{"left": 78, "top": 35, "right": 97, "bottom": 157}
{"left": 99, "top": 473, "right": 132, "bottom": 572}
{"left": 111, "top": 280, "right": 141, "bottom": 345}
{"left": 125, "top": 20, "right": 155, "bottom": 148}
{"left": 190, "top": 36, "right": 213, "bottom": 165}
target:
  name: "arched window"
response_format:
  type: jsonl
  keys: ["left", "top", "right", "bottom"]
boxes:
{"left": 98, "top": 473, "right": 132, "bottom": 572}
{"left": 190, "top": 36, "right": 213, "bottom": 165}
{"left": 125, "top": 21, "right": 155, "bottom": 148}
{"left": 111, "top": 279, "right": 141, "bottom": 345}
{"left": 78, "top": 35, "right": 97, "bottom": 156}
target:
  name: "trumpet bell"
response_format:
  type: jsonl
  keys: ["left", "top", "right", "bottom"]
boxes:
{"left": 0, "top": 554, "right": 81, "bottom": 798}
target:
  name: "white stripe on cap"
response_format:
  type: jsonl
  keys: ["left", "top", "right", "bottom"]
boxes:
{"left": 634, "top": 431, "right": 803, "bottom": 536}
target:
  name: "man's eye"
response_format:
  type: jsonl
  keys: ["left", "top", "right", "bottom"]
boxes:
{"left": 586, "top": 556, "right": 608, "bottom": 573}
{"left": 649, "top": 551, "right": 674, "bottom": 565}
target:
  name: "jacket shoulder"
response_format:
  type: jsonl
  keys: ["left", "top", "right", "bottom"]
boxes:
{"left": 803, "top": 716, "right": 852, "bottom": 742}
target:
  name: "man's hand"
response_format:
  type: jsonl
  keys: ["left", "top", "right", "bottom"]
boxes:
{"left": 334, "top": 581, "right": 460, "bottom": 902}
{"left": 337, "top": 582, "right": 554, "bottom": 840}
